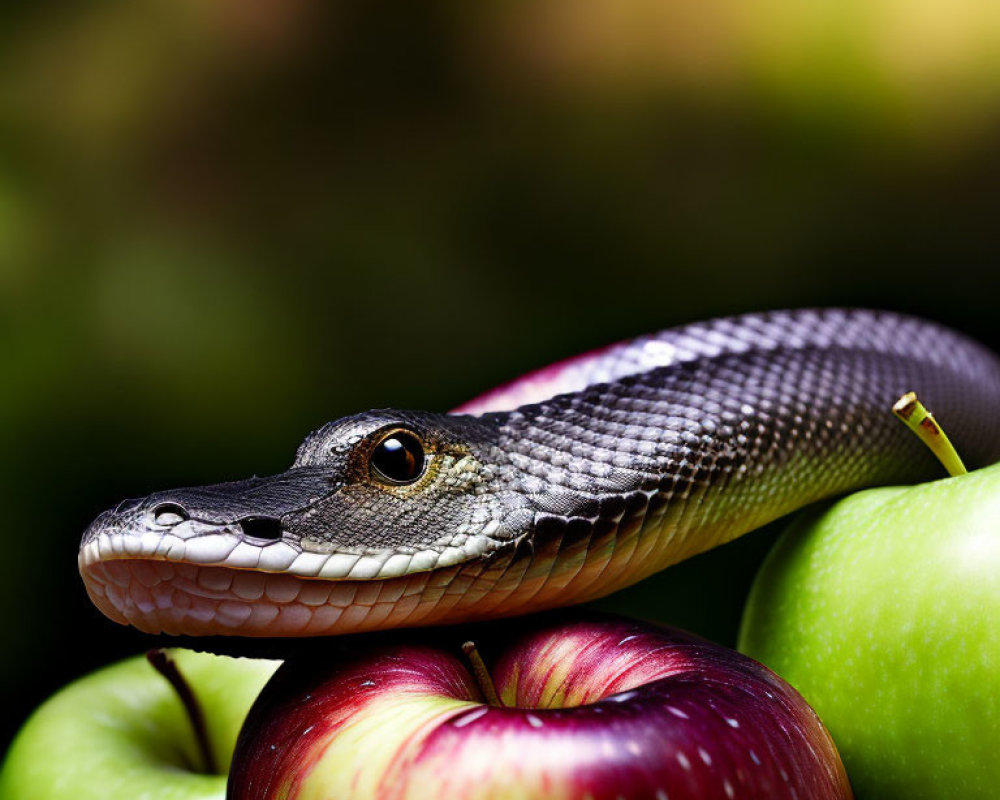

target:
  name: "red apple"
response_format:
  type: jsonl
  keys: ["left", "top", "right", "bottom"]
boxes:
{"left": 229, "top": 614, "right": 851, "bottom": 799}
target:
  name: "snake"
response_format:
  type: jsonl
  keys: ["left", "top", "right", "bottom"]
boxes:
{"left": 79, "top": 308, "right": 1000, "bottom": 639}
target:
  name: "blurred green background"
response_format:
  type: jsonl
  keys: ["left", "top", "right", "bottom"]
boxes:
{"left": 3, "top": 0, "right": 1000, "bottom": 751}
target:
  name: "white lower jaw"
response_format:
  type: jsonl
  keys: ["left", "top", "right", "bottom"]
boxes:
{"left": 80, "top": 558, "right": 443, "bottom": 637}
{"left": 78, "top": 537, "right": 641, "bottom": 638}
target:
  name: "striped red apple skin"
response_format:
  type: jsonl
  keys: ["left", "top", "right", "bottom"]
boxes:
{"left": 229, "top": 615, "right": 852, "bottom": 800}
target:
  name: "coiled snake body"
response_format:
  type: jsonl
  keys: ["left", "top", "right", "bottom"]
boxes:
{"left": 79, "top": 309, "right": 1000, "bottom": 637}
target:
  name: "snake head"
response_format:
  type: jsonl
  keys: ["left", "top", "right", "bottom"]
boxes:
{"left": 78, "top": 410, "right": 533, "bottom": 636}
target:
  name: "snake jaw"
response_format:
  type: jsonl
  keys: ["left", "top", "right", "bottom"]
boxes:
{"left": 79, "top": 559, "right": 448, "bottom": 636}
{"left": 78, "top": 519, "right": 501, "bottom": 580}
{"left": 78, "top": 522, "right": 518, "bottom": 637}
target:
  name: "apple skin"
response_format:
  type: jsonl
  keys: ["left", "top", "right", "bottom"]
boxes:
{"left": 230, "top": 614, "right": 852, "bottom": 800}
{"left": 0, "top": 650, "right": 279, "bottom": 800}
{"left": 739, "top": 462, "right": 1000, "bottom": 799}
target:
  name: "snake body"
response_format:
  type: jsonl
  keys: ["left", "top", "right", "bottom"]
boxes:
{"left": 79, "top": 309, "right": 1000, "bottom": 637}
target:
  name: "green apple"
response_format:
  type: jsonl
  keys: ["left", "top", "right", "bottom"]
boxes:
{"left": 0, "top": 650, "right": 279, "bottom": 800}
{"left": 739, "top": 460, "right": 1000, "bottom": 799}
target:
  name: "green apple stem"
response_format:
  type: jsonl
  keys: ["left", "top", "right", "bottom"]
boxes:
{"left": 146, "top": 649, "right": 218, "bottom": 775}
{"left": 461, "top": 641, "right": 504, "bottom": 708}
{"left": 892, "top": 392, "right": 968, "bottom": 477}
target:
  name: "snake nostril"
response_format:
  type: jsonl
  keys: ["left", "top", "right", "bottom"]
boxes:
{"left": 152, "top": 502, "right": 189, "bottom": 526}
{"left": 239, "top": 516, "right": 284, "bottom": 541}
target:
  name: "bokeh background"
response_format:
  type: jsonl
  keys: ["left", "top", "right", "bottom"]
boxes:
{"left": 3, "top": 0, "right": 1000, "bottom": 751}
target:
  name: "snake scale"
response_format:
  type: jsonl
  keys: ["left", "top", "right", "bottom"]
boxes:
{"left": 79, "top": 309, "right": 1000, "bottom": 638}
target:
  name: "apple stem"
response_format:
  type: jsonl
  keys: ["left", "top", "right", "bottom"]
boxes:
{"left": 146, "top": 649, "right": 218, "bottom": 775}
{"left": 892, "top": 392, "right": 968, "bottom": 477}
{"left": 461, "top": 641, "right": 504, "bottom": 707}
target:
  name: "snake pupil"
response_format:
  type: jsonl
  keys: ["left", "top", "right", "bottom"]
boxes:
{"left": 371, "top": 431, "right": 425, "bottom": 485}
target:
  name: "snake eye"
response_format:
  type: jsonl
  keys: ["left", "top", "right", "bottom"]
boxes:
{"left": 370, "top": 430, "right": 426, "bottom": 485}
{"left": 152, "top": 502, "right": 188, "bottom": 526}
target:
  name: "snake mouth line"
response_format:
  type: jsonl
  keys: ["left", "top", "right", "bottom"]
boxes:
{"left": 78, "top": 526, "right": 496, "bottom": 582}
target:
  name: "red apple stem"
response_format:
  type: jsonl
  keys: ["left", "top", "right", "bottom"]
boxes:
{"left": 892, "top": 392, "right": 968, "bottom": 477}
{"left": 146, "top": 649, "right": 218, "bottom": 775}
{"left": 461, "top": 641, "right": 504, "bottom": 707}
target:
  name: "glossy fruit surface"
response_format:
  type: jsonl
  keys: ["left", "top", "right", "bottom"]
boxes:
{"left": 231, "top": 613, "right": 851, "bottom": 800}
{"left": 0, "top": 650, "right": 279, "bottom": 800}
{"left": 740, "top": 463, "right": 1000, "bottom": 799}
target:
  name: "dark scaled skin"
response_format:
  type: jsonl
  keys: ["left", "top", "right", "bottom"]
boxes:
{"left": 79, "top": 310, "right": 1000, "bottom": 636}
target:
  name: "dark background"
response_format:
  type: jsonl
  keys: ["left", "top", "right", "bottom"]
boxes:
{"left": 2, "top": 0, "right": 999, "bottom": 752}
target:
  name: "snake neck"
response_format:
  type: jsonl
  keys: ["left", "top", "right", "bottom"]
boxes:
{"left": 484, "top": 340, "right": 1000, "bottom": 594}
